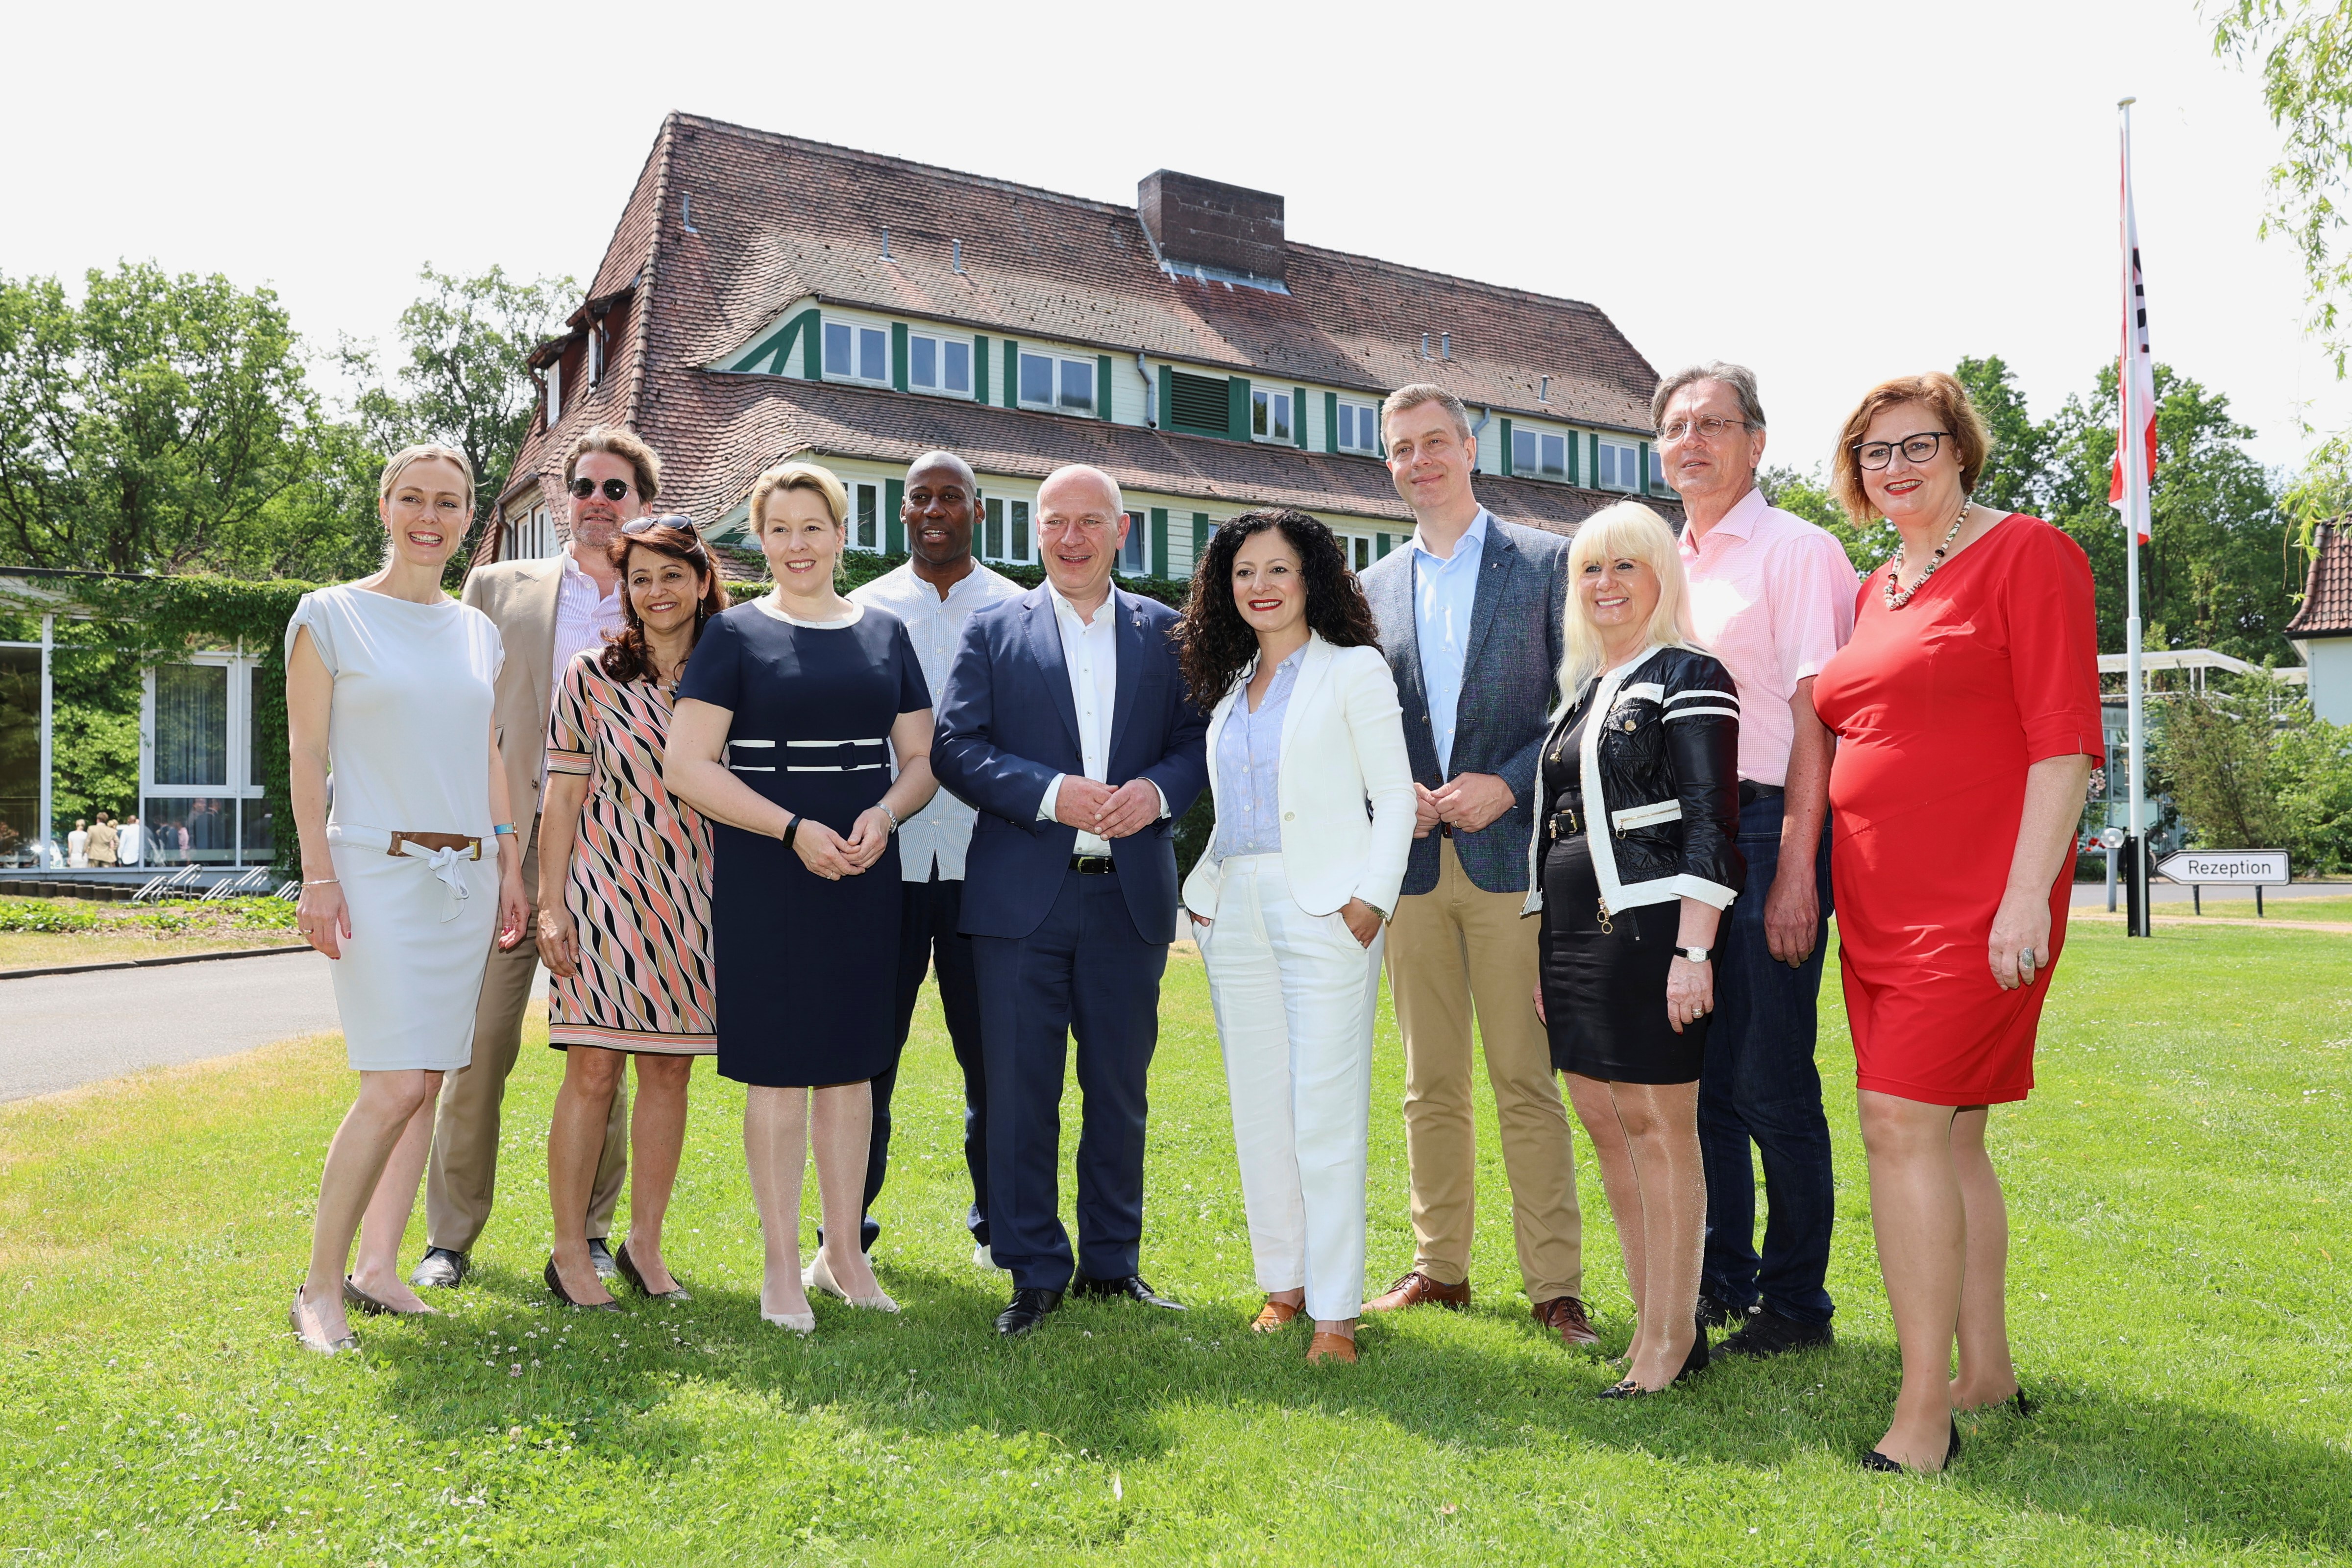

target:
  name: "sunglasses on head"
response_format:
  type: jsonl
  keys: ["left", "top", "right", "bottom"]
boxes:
{"left": 570, "top": 476, "right": 634, "bottom": 501}
{"left": 622, "top": 515, "right": 700, "bottom": 539}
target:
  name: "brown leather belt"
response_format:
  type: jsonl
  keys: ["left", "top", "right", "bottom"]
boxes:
{"left": 387, "top": 831, "right": 483, "bottom": 860}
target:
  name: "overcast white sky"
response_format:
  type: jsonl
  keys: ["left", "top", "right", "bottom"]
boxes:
{"left": 6, "top": 0, "right": 2345, "bottom": 480}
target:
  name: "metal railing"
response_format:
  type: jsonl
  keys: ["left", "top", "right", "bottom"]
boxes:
{"left": 132, "top": 866, "right": 202, "bottom": 904}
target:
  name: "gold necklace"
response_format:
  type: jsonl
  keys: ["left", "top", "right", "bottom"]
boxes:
{"left": 1884, "top": 501, "right": 1970, "bottom": 610}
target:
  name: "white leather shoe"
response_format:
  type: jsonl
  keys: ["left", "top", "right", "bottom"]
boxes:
{"left": 805, "top": 1246, "right": 900, "bottom": 1312}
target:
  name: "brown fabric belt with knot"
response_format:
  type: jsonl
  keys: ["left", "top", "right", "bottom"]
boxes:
{"left": 387, "top": 831, "right": 483, "bottom": 860}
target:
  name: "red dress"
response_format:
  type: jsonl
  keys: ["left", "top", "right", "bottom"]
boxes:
{"left": 1812, "top": 514, "right": 2102, "bottom": 1105}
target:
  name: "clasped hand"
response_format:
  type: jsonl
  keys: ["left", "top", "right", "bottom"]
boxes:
{"left": 788, "top": 808, "right": 896, "bottom": 881}
{"left": 1413, "top": 773, "right": 1514, "bottom": 839}
{"left": 1056, "top": 776, "right": 1160, "bottom": 840}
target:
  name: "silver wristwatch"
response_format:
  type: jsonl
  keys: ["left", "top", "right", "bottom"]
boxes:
{"left": 1677, "top": 945, "right": 1712, "bottom": 963}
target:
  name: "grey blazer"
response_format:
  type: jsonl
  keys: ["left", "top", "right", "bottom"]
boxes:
{"left": 1359, "top": 514, "right": 1570, "bottom": 897}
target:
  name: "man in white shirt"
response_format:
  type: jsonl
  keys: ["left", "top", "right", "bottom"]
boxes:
{"left": 848, "top": 451, "right": 1022, "bottom": 1266}
{"left": 1655, "top": 363, "right": 1859, "bottom": 1358}
{"left": 413, "top": 425, "right": 650, "bottom": 1291}
{"left": 933, "top": 464, "right": 1209, "bottom": 1336}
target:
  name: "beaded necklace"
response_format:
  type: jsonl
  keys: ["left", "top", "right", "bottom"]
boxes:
{"left": 1883, "top": 500, "right": 1972, "bottom": 610}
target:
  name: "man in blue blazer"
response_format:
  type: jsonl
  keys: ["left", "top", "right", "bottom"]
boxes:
{"left": 1355, "top": 385, "right": 1597, "bottom": 1350}
{"left": 933, "top": 464, "right": 1209, "bottom": 1336}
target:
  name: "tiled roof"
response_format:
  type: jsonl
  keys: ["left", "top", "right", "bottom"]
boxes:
{"left": 2287, "top": 518, "right": 2352, "bottom": 637}
{"left": 491, "top": 111, "right": 1676, "bottom": 551}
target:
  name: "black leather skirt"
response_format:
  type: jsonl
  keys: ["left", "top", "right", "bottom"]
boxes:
{"left": 1539, "top": 830, "right": 1704, "bottom": 1084}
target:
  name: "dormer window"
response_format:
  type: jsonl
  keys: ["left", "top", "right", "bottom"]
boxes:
{"left": 1019, "top": 352, "right": 1096, "bottom": 414}
{"left": 825, "top": 320, "right": 890, "bottom": 384}
{"left": 1335, "top": 400, "right": 1380, "bottom": 454}
{"left": 1594, "top": 437, "right": 1642, "bottom": 491}
{"left": 909, "top": 332, "right": 971, "bottom": 395}
{"left": 1512, "top": 427, "right": 1569, "bottom": 481}
{"left": 1250, "top": 389, "right": 1293, "bottom": 443}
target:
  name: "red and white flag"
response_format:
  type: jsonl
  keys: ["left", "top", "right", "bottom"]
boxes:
{"left": 2109, "top": 129, "right": 2156, "bottom": 543}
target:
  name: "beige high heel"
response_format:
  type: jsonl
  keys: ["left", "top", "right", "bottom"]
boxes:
{"left": 803, "top": 1246, "right": 900, "bottom": 1312}
{"left": 759, "top": 1291, "right": 815, "bottom": 1335}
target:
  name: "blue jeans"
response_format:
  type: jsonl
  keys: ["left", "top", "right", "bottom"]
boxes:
{"left": 1697, "top": 792, "right": 1838, "bottom": 1326}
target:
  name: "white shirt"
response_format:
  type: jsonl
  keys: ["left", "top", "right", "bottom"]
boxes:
{"left": 546, "top": 548, "right": 625, "bottom": 784}
{"left": 850, "top": 559, "right": 1023, "bottom": 879}
{"left": 1034, "top": 583, "right": 1168, "bottom": 856}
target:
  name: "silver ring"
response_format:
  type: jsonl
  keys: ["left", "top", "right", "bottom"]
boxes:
{"left": 2019, "top": 948, "right": 2036, "bottom": 965}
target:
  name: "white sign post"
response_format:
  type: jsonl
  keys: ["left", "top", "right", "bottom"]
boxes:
{"left": 2154, "top": 849, "right": 2290, "bottom": 918}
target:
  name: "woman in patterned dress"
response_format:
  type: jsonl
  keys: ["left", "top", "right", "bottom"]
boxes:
{"left": 538, "top": 516, "right": 730, "bottom": 1309}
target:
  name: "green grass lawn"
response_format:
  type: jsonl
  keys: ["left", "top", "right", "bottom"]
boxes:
{"left": 2, "top": 923, "right": 2347, "bottom": 1564}
{"left": 2163, "top": 896, "right": 2352, "bottom": 924}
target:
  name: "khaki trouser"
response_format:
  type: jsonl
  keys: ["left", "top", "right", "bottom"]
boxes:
{"left": 1383, "top": 835, "right": 1582, "bottom": 1300}
{"left": 424, "top": 818, "right": 628, "bottom": 1253}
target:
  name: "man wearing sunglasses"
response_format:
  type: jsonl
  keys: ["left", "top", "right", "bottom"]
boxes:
{"left": 412, "top": 425, "right": 662, "bottom": 1291}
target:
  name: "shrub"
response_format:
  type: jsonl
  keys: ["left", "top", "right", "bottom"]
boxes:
{"left": 0, "top": 899, "right": 99, "bottom": 933}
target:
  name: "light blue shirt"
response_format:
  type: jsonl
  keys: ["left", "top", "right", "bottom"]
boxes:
{"left": 1210, "top": 646, "right": 1306, "bottom": 861}
{"left": 1412, "top": 509, "right": 1490, "bottom": 777}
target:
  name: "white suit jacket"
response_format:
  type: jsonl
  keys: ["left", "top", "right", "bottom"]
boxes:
{"left": 1180, "top": 633, "right": 1416, "bottom": 921}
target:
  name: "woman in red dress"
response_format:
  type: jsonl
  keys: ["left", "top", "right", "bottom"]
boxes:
{"left": 1812, "top": 372, "right": 2100, "bottom": 1474}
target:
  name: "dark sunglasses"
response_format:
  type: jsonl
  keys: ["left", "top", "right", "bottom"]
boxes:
{"left": 570, "top": 476, "right": 634, "bottom": 501}
{"left": 623, "top": 514, "right": 700, "bottom": 539}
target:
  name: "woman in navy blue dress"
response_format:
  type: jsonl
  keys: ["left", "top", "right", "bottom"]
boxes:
{"left": 668, "top": 465, "right": 935, "bottom": 1333}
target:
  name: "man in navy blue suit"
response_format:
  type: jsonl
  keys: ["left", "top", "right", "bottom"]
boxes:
{"left": 933, "top": 464, "right": 1209, "bottom": 1337}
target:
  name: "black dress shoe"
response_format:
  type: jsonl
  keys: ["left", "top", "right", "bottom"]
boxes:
{"left": 1071, "top": 1274, "right": 1185, "bottom": 1310}
{"left": 1694, "top": 1293, "right": 1741, "bottom": 1331}
{"left": 995, "top": 1287, "right": 1064, "bottom": 1337}
{"left": 408, "top": 1247, "right": 468, "bottom": 1289}
{"left": 1596, "top": 1324, "right": 1710, "bottom": 1398}
{"left": 1717, "top": 1305, "right": 1835, "bottom": 1358}
{"left": 586, "top": 1238, "right": 618, "bottom": 1281}
{"left": 1861, "top": 1417, "right": 1961, "bottom": 1473}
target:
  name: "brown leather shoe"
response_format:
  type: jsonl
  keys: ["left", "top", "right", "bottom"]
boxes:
{"left": 1250, "top": 1298, "right": 1305, "bottom": 1333}
{"left": 1306, "top": 1330, "right": 1358, "bottom": 1364}
{"left": 1533, "top": 1295, "right": 1602, "bottom": 1348}
{"left": 1364, "top": 1270, "right": 1470, "bottom": 1313}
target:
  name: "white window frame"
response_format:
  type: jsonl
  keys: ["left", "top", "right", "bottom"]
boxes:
{"left": 139, "top": 652, "right": 270, "bottom": 868}
{"left": 847, "top": 481, "right": 883, "bottom": 552}
{"left": 1648, "top": 447, "right": 1668, "bottom": 492}
{"left": 1596, "top": 437, "right": 1642, "bottom": 492}
{"left": 1250, "top": 388, "right": 1295, "bottom": 444}
{"left": 979, "top": 497, "right": 1033, "bottom": 564}
{"left": 1512, "top": 426, "right": 1572, "bottom": 482}
{"left": 907, "top": 331, "right": 973, "bottom": 397}
{"left": 1336, "top": 399, "right": 1380, "bottom": 455}
{"left": 1117, "top": 510, "right": 1150, "bottom": 576}
{"left": 1339, "top": 532, "right": 1374, "bottom": 573}
{"left": 502, "top": 503, "right": 557, "bottom": 561}
{"left": 1017, "top": 351, "right": 1097, "bottom": 415}
{"left": 824, "top": 318, "right": 892, "bottom": 386}
{"left": 546, "top": 360, "right": 562, "bottom": 426}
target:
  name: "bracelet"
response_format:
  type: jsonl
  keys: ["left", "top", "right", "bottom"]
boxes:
{"left": 491, "top": 823, "right": 516, "bottom": 836}
{"left": 303, "top": 878, "right": 339, "bottom": 886}
{"left": 881, "top": 803, "right": 902, "bottom": 832}
{"left": 782, "top": 815, "right": 800, "bottom": 851}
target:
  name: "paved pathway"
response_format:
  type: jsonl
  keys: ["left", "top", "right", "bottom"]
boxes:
{"left": 2068, "top": 880, "right": 2346, "bottom": 907}
{"left": 0, "top": 951, "right": 342, "bottom": 1104}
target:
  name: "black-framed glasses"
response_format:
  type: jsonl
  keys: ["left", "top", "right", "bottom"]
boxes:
{"left": 1658, "top": 415, "right": 1753, "bottom": 443}
{"left": 623, "top": 514, "right": 699, "bottom": 538}
{"left": 1853, "top": 431, "right": 1952, "bottom": 470}
{"left": 570, "top": 476, "right": 634, "bottom": 501}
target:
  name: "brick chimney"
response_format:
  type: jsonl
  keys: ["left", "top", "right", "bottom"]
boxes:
{"left": 1138, "top": 171, "right": 1286, "bottom": 287}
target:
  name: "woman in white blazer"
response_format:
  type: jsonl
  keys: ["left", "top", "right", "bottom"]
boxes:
{"left": 1176, "top": 509, "right": 1415, "bottom": 1365}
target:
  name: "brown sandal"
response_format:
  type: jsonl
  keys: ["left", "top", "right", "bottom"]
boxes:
{"left": 1250, "top": 1298, "right": 1305, "bottom": 1333}
{"left": 1306, "top": 1330, "right": 1358, "bottom": 1364}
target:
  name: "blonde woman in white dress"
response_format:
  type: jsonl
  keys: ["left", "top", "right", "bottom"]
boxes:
{"left": 284, "top": 444, "right": 530, "bottom": 1353}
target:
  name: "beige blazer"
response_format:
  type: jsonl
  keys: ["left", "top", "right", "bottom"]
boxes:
{"left": 1179, "top": 634, "right": 1416, "bottom": 922}
{"left": 461, "top": 556, "right": 565, "bottom": 858}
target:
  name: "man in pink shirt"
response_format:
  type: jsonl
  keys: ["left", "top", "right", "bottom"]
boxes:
{"left": 1657, "top": 363, "right": 1858, "bottom": 1358}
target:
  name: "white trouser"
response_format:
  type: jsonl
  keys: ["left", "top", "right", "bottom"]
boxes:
{"left": 1196, "top": 853, "right": 1384, "bottom": 1323}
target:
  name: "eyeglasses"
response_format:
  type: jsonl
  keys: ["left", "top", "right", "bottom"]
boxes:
{"left": 570, "top": 476, "right": 634, "bottom": 501}
{"left": 622, "top": 515, "right": 699, "bottom": 538}
{"left": 1853, "top": 431, "right": 1952, "bottom": 470}
{"left": 1658, "top": 415, "right": 1753, "bottom": 443}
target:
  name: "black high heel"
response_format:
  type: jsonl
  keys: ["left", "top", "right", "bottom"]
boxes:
{"left": 615, "top": 1240, "right": 691, "bottom": 1302}
{"left": 544, "top": 1256, "right": 621, "bottom": 1312}
{"left": 1596, "top": 1324, "right": 1710, "bottom": 1398}
{"left": 2007, "top": 1387, "right": 2035, "bottom": 1418}
{"left": 1860, "top": 1417, "right": 1961, "bottom": 1473}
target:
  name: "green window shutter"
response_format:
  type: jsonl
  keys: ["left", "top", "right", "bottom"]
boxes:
{"left": 1293, "top": 387, "right": 1308, "bottom": 448}
{"left": 798, "top": 311, "right": 821, "bottom": 380}
{"left": 1097, "top": 354, "right": 1114, "bottom": 419}
{"left": 1323, "top": 391, "right": 1340, "bottom": 454}
{"left": 974, "top": 337, "right": 990, "bottom": 406}
{"left": 1566, "top": 427, "right": 1579, "bottom": 485}
{"left": 1588, "top": 434, "right": 1600, "bottom": 487}
{"left": 1376, "top": 533, "right": 1393, "bottom": 559}
{"left": 1003, "top": 338, "right": 1020, "bottom": 407}
{"left": 1157, "top": 365, "right": 1173, "bottom": 430}
{"left": 891, "top": 323, "right": 909, "bottom": 392}
{"left": 884, "top": 479, "right": 906, "bottom": 554}
{"left": 1151, "top": 507, "right": 1169, "bottom": 578}
{"left": 1192, "top": 512, "right": 1209, "bottom": 575}
{"left": 1638, "top": 441, "right": 1652, "bottom": 495}
{"left": 1499, "top": 417, "right": 1515, "bottom": 477}
{"left": 1228, "top": 377, "right": 1250, "bottom": 441}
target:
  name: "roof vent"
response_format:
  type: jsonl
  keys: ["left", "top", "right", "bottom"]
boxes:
{"left": 881, "top": 227, "right": 893, "bottom": 261}
{"left": 1441, "top": 333, "right": 1451, "bottom": 361}
{"left": 1138, "top": 170, "right": 1288, "bottom": 293}
{"left": 952, "top": 238, "right": 964, "bottom": 274}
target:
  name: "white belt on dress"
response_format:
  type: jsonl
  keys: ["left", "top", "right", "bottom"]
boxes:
{"left": 328, "top": 823, "right": 484, "bottom": 923}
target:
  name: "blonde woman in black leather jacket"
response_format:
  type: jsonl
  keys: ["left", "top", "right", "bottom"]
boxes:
{"left": 1525, "top": 501, "right": 1745, "bottom": 1396}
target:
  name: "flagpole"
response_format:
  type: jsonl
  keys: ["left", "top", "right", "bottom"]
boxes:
{"left": 2119, "top": 96, "right": 2153, "bottom": 937}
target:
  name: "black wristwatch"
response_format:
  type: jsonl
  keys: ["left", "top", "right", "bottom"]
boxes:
{"left": 1676, "top": 945, "right": 1712, "bottom": 963}
{"left": 782, "top": 815, "right": 801, "bottom": 851}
